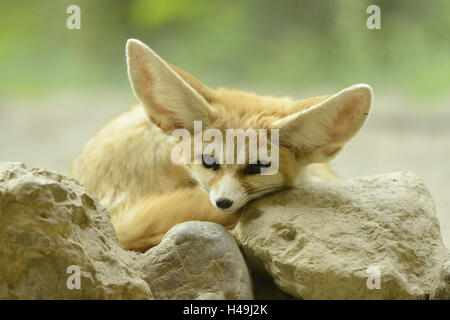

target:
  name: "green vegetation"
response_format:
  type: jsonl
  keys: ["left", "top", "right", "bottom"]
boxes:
{"left": 1, "top": 0, "right": 449, "bottom": 100}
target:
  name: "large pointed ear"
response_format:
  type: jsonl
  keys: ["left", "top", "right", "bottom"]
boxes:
{"left": 126, "top": 39, "right": 217, "bottom": 132}
{"left": 273, "top": 84, "right": 373, "bottom": 163}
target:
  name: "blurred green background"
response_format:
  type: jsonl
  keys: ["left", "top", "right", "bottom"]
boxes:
{"left": 1, "top": 0, "right": 450, "bottom": 100}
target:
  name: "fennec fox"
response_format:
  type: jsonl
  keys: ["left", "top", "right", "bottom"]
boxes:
{"left": 69, "top": 39, "right": 373, "bottom": 252}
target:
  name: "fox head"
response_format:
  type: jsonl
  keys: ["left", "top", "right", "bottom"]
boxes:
{"left": 126, "top": 39, "right": 373, "bottom": 213}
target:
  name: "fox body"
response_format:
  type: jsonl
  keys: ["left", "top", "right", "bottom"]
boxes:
{"left": 68, "top": 39, "right": 373, "bottom": 252}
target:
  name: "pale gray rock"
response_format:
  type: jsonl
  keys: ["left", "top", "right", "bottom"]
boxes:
{"left": 231, "top": 171, "right": 449, "bottom": 299}
{"left": 0, "top": 162, "right": 252, "bottom": 299}
{"left": 141, "top": 221, "right": 253, "bottom": 300}
{"left": 430, "top": 255, "right": 450, "bottom": 300}
{"left": 0, "top": 162, "right": 152, "bottom": 299}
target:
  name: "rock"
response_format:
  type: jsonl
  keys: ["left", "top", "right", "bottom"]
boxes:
{"left": 141, "top": 221, "right": 253, "bottom": 300}
{"left": 231, "top": 171, "right": 449, "bottom": 299}
{"left": 0, "top": 162, "right": 152, "bottom": 299}
{"left": 430, "top": 255, "right": 450, "bottom": 300}
{"left": 0, "top": 162, "right": 253, "bottom": 300}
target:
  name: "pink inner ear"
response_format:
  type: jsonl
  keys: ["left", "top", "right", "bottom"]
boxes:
{"left": 135, "top": 62, "right": 181, "bottom": 131}
{"left": 139, "top": 64, "right": 173, "bottom": 116}
{"left": 327, "top": 94, "right": 365, "bottom": 143}
{"left": 130, "top": 47, "right": 175, "bottom": 118}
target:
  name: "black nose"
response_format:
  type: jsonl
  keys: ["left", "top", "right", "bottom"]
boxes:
{"left": 216, "top": 198, "right": 233, "bottom": 209}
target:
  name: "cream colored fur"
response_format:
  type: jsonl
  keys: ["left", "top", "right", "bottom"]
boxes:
{"left": 68, "top": 39, "right": 373, "bottom": 252}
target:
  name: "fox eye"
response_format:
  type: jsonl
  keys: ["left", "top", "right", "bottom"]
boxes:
{"left": 242, "top": 160, "right": 271, "bottom": 175}
{"left": 202, "top": 154, "right": 220, "bottom": 171}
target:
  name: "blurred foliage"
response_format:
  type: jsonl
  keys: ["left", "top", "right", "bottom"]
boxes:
{"left": 0, "top": 0, "right": 449, "bottom": 100}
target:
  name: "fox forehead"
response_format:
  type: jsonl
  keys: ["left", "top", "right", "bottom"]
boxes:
{"left": 186, "top": 129, "right": 276, "bottom": 165}
{"left": 208, "top": 88, "right": 331, "bottom": 131}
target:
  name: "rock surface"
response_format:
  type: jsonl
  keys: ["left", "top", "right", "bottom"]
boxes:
{"left": 0, "top": 162, "right": 252, "bottom": 299}
{"left": 231, "top": 171, "right": 449, "bottom": 299}
{"left": 430, "top": 255, "right": 450, "bottom": 300}
{"left": 141, "top": 221, "right": 253, "bottom": 299}
{"left": 0, "top": 162, "right": 151, "bottom": 299}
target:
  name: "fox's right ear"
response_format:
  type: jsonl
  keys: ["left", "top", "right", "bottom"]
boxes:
{"left": 126, "top": 39, "right": 216, "bottom": 132}
{"left": 273, "top": 84, "right": 373, "bottom": 163}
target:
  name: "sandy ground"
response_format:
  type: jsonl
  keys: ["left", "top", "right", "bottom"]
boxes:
{"left": 0, "top": 91, "right": 449, "bottom": 248}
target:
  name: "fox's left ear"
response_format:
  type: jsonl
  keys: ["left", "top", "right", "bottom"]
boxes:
{"left": 273, "top": 84, "right": 373, "bottom": 163}
{"left": 126, "top": 39, "right": 216, "bottom": 133}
